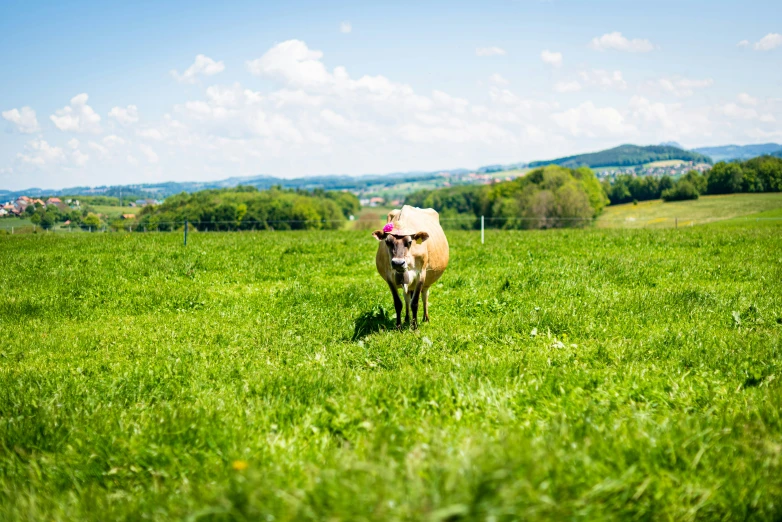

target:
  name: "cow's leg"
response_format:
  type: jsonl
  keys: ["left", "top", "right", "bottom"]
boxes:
{"left": 403, "top": 290, "right": 411, "bottom": 325}
{"left": 422, "top": 287, "right": 430, "bottom": 322}
{"left": 411, "top": 282, "right": 423, "bottom": 329}
{"left": 386, "top": 280, "right": 403, "bottom": 328}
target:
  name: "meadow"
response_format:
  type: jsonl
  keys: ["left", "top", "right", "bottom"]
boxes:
{"left": 596, "top": 193, "right": 782, "bottom": 228}
{"left": 1, "top": 223, "right": 781, "bottom": 520}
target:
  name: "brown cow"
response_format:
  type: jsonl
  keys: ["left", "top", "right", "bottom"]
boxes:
{"left": 372, "top": 205, "right": 449, "bottom": 329}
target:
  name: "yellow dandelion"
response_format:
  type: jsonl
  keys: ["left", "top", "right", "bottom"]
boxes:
{"left": 232, "top": 460, "right": 248, "bottom": 471}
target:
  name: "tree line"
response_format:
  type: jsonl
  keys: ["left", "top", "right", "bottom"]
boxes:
{"left": 405, "top": 165, "right": 608, "bottom": 229}
{"left": 136, "top": 186, "right": 360, "bottom": 231}
{"left": 603, "top": 156, "right": 782, "bottom": 205}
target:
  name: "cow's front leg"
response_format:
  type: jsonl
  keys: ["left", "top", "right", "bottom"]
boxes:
{"left": 403, "top": 289, "right": 411, "bottom": 325}
{"left": 411, "top": 282, "right": 423, "bottom": 329}
{"left": 386, "top": 280, "right": 403, "bottom": 328}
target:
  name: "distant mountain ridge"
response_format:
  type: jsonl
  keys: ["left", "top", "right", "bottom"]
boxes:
{"left": 691, "top": 143, "right": 782, "bottom": 162}
{"left": 528, "top": 144, "right": 711, "bottom": 169}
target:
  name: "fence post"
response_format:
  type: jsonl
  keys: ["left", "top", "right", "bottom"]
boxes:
{"left": 184, "top": 219, "right": 188, "bottom": 246}
{"left": 675, "top": 217, "right": 678, "bottom": 229}
{"left": 481, "top": 216, "right": 484, "bottom": 244}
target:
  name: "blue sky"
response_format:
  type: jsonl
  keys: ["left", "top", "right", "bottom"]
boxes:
{"left": 2, "top": 0, "right": 781, "bottom": 190}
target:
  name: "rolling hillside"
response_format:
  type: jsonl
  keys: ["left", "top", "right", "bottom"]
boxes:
{"left": 692, "top": 143, "right": 782, "bottom": 162}
{"left": 528, "top": 144, "right": 711, "bottom": 169}
{"left": 596, "top": 193, "right": 782, "bottom": 228}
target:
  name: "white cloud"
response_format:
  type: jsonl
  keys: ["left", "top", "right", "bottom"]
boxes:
{"left": 475, "top": 46, "right": 506, "bottom": 57}
{"left": 247, "top": 40, "right": 331, "bottom": 86}
{"left": 737, "top": 40, "right": 750, "bottom": 48}
{"left": 171, "top": 55, "right": 225, "bottom": 83}
{"left": 540, "top": 50, "right": 562, "bottom": 67}
{"left": 50, "top": 93, "right": 102, "bottom": 133}
{"left": 68, "top": 138, "right": 80, "bottom": 149}
{"left": 554, "top": 81, "right": 582, "bottom": 93}
{"left": 580, "top": 70, "right": 627, "bottom": 90}
{"left": 2, "top": 106, "right": 40, "bottom": 133}
{"left": 754, "top": 33, "right": 782, "bottom": 51}
{"left": 103, "top": 134, "right": 127, "bottom": 147}
{"left": 17, "top": 139, "right": 66, "bottom": 166}
{"left": 590, "top": 32, "right": 655, "bottom": 52}
{"left": 72, "top": 149, "right": 89, "bottom": 166}
{"left": 489, "top": 73, "right": 509, "bottom": 86}
{"left": 552, "top": 101, "right": 635, "bottom": 137}
{"left": 340, "top": 21, "right": 352, "bottom": 34}
{"left": 109, "top": 105, "right": 139, "bottom": 125}
{"left": 719, "top": 103, "right": 759, "bottom": 120}
{"left": 655, "top": 77, "right": 713, "bottom": 97}
{"left": 139, "top": 144, "right": 159, "bottom": 163}
{"left": 737, "top": 93, "right": 758, "bottom": 106}
{"left": 88, "top": 141, "right": 109, "bottom": 155}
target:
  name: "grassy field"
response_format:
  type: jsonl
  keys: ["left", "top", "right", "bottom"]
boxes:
{"left": 93, "top": 205, "right": 142, "bottom": 218}
{"left": 645, "top": 160, "right": 686, "bottom": 168}
{"left": 596, "top": 192, "right": 782, "bottom": 228}
{"left": 1, "top": 225, "right": 781, "bottom": 520}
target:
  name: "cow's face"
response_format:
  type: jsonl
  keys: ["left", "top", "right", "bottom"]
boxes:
{"left": 373, "top": 231, "right": 429, "bottom": 272}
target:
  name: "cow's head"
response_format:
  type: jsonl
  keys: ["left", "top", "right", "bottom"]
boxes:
{"left": 373, "top": 227, "right": 429, "bottom": 272}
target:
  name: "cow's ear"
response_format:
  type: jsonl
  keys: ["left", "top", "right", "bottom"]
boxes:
{"left": 372, "top": 230, "right": 387, "bottom": 241}
{"left": 413, "top": 231, "right": 429, "bottom": 244}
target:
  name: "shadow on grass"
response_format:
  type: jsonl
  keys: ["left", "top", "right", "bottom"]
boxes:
{"left": 351, "top": 305, "right": 396, "bottom": 341}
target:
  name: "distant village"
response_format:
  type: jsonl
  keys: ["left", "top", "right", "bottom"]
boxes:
{"left": 595, "top": 161, "right": 712, "bottom": 181}
{"left": 357, "top": 170, "right": 517, "bottom": 207}
{"left": 0, "top": 196, "right": 161, "bottom": 218}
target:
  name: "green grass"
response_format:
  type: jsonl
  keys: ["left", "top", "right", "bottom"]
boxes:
{"left": 92, "top": 205, "right": 141, "bottom": 218}
{"left": 644, "top": 160, "right": 686, "bottom": 168}
{"left": 1, "top": 226, "right": 781, "bottom": 520}
{"left": 596, "top": 193, "right": 782, "bottom": 228}
{"left": 0, "top": 217, "right": 32, "bottom": 230}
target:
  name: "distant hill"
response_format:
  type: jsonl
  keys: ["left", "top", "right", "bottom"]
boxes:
{"left": 529, "top": 144, "right": 712, "bottom": 169}
{"left": 0, "top": 171, "right": 451, "bottom": 201}
{"left": 692, "top": 143, "right": 782, "bottom": 162}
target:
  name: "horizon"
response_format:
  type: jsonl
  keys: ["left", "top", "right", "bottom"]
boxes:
{"left": 2, "top": 0, "right": 781, "bottom": 191}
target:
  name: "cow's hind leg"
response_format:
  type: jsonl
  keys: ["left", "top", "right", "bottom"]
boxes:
{"left": 422, "top": 287, "right": 430, "bottom": 322}
{"left": 411, "top": 282, "right": 423, "bottom": 330}
{"left": 386, "top": 280, "right": 403, "bottom": 329}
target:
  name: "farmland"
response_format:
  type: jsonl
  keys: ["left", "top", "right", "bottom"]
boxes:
{"left": 596, "top": 193, "right": 782, "bottom": 228}
{"left": 1, "top": 224, "right": 781, "bottom": 520}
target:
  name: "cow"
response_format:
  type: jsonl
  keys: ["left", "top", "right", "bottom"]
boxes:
{"left": 372, "top": 205, "right": 449, "bottom": 329}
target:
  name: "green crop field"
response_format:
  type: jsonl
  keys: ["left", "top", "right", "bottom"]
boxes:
{"left": 644, "top": 160, "right": 686, "bottom": 168}
{"left": 1, "top": 225, "right": 781, "bottom": 520}
{"left": 596, "top": 192, "right": 782, "bottom": 228}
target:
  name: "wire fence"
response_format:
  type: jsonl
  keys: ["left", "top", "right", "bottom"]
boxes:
{"left": 1, "top": 215, "right": 780, "bottom": 237}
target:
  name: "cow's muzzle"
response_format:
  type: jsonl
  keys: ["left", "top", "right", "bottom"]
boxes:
{"left": 391, "top": 258, "right": 406, "bottom": 271}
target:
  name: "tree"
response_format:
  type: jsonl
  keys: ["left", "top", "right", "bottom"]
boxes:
{"left": 707, "top": 162, "right": 744, "bottom": 194}
{"left": 82, "top": 213, "right": 101, "bottom": 229}
{"left": 662, "top": 181, "right": 699, "bottom": 202}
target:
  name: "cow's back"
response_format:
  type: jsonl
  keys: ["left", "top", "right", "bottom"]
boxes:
{"left": 387, "top": 205, "right": 449, "bottom": 283}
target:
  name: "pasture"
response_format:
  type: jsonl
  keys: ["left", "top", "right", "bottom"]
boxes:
{"left": 1, "top": 224, "right": 781, "bottom": 520}
{"left": 596, "top": 192, "right": 782, "bottom": 228}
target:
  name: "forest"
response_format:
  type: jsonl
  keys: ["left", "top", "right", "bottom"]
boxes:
{"left": 603, "top": 155, "right": 782, "bottom": 205}
{"left": 136, "top": 186, "right": 360, "bottom": 231}
{"left": 528, "top": 144, "right": 711, "bottom": 169}
{"left": 405, "top": 165, "right": 608, "bottom": 229}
